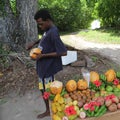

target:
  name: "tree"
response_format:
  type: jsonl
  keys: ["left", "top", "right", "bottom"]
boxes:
{"left": 0, "top": 0, "right": 38, "bottom": 51}
{"left": 38, "top": 0, "right": 93, "bottom": 31}
{"left": 96, "top": 0, "right": 120, "bottom": 28}
{"left": 90, "top": 0, "right": 120, "bottom": 28}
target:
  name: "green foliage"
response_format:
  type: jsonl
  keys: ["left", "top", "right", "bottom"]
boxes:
{"left": 93, "top": 0, "right": 120, "bottom": 27}
{"left": 0, "top": 43, "right": 10, "bottom": 69}
{"left": 91, "top": 56, "right": 98, "bottom": 62}
{"left": 80, "top": 0, "right": 94, "bottom": 28}
{"left": 37, "top": 0, "right": 93, "bottom": 31}
{"left": 9, "top": 0, "right": 17, "bottom": 15}
{"left": 0, "top": 0, "right": 5, "bottom": 16}
{"left": 86, "top": 0, "right": 98, "bottom": 7}
{"left": 0, "top": 0, "right": 17, "bottom": 16}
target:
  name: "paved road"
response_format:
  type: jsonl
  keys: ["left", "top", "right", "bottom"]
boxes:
{"left": 0, "top": 90, "right": 51, "bottom": 120}
{"left": 61, "top": 34, "right": 120, "bottom": 66}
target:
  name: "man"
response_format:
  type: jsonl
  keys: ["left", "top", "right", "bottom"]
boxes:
{"left": 26, "top": 9, "right": 67, "bottom": 118}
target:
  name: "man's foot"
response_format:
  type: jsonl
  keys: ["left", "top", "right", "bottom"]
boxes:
{"left": 37, "top": 110, "right": 50, "bottom": 119}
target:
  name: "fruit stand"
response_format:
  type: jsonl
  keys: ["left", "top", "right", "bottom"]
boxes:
{"left": 43, "top": 69, "right": 120, "bottom": 120}
{"left": 50, "top": 109, "right": 120, "bottom": 120}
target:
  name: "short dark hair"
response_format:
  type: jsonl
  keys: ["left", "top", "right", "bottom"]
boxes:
{"left": 34, "top": 9, "right": 52, "bottom": 21}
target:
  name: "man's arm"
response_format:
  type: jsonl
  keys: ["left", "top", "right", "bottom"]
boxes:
{"left": 37, "top": 52, "right": 67, "bottom": 59}
{"left": 26, "top": 39, "right": 40, "bottom": 50}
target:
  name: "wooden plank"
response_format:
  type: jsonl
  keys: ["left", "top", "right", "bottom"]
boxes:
{"left": 49, "top": 101, "right": 52, "bottom": 120}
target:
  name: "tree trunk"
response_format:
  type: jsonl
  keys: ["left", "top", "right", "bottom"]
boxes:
{"left": 3, "top": 0, "right": 15, "bottom": 44}
{"left": 16, "top": 0, "right": 38, "bottom": 46}
{"left": 1, "top": 0, "right": 38, "bottom": 51}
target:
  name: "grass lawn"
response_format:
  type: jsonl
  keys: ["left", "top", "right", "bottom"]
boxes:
{"left": 77, "top": 28, "right": 120, "bottom": 44}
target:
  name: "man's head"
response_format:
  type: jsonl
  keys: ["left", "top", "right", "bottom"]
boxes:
{"left": 34, "top": 9, "right": 53, "bottom": 31}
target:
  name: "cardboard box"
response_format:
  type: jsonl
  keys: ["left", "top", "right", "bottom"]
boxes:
{"left": 62, "top": 50, "right": 77, "bottom": 65}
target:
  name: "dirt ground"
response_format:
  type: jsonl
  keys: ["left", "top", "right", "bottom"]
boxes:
{"left": 0, "top": 45, "right": 119, "bottom": 98}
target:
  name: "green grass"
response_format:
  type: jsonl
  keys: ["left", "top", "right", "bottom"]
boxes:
{"left": 77, "top": 28, "right": 120, "bottom": 44}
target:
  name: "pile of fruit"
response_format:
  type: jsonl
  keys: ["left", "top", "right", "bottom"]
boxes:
{"left": 44, "top": 69, "right": 120, "bottom": 120}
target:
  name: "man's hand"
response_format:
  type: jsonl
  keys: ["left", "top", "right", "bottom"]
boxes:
{"left": 26, "top": 42, "right": 35, "bottom": 50}
{"left": 26, "top": 40, "right": 40, "bottom": 50}
{"left": 36, "top": 53, "right": 43, "bottom": 60}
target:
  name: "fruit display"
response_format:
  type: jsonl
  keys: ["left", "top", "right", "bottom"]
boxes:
{"left": 43, "top": 69, "right": 120, "bottom": 120}
{"left": 65, "top": 80, "right": 77, "bottom": 92}
{"left": 50, "top": 81, "right": 63, "bottom": 95}
{"left": 90, "top": 71, "right": 100, "bottom": 83}
{"left": 77, "top": 79, "right": 88, "bottom": 90}
{"left": 105, "top": 69, "right": 116, "bottom": 82}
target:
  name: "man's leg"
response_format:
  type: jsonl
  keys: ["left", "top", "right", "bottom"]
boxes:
{"left": 37, "top": 99, "right": 50, "bottom": 118}
{"left": 37, "top": 76, "right": 54, "bottom": 119}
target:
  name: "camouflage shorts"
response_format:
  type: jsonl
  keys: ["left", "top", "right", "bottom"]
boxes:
{"left": 38, "top": 76, "right": 54, "bottom": 90}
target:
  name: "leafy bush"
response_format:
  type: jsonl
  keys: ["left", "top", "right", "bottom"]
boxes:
{"left": 93, "top": 0, "right": 120, "bottom": 28}
{"left": 37, "top": 0, "right": 93, "bottom": 31}
{"left": 0, "top": 43, "right": 10, "bottom": 69}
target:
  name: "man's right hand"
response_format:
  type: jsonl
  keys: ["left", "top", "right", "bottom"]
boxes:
{"left": 26, "top": 41, "right": 35, "bottom": 50}
{"left": 26, "top": 40, "right": 40, "bottom": 50}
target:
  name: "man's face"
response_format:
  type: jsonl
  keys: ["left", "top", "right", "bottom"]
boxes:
{"left": 36, "top": 18, "right": 49, "bottom": 31}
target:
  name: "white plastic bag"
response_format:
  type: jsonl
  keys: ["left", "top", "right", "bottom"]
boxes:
{"left": 81, "top": 67, "right": 90, "bottom": 87}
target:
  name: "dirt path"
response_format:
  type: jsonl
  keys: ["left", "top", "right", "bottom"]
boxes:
{"left": 1, "top": 33, "right": 120, "bottom": 120}
{"left": 61, "top": 34, "right": 120, "bottom": 66}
